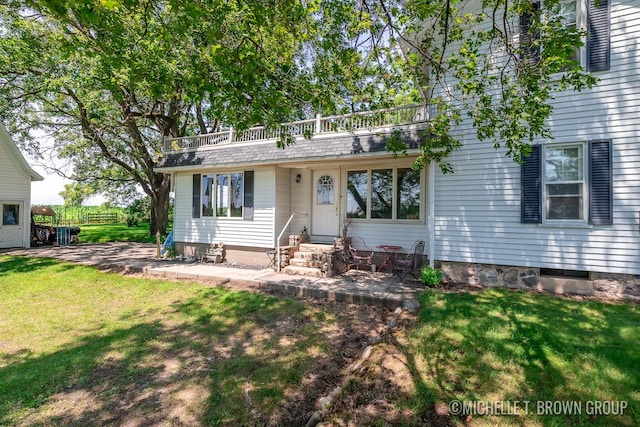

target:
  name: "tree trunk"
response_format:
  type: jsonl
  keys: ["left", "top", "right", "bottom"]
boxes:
{"left": 149, "top": 173, "right": 171, "bottom": 236}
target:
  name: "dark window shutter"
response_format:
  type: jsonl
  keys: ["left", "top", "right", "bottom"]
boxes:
{"left": 520, "top": 2, "right": 541, "bottom": 65}
{"left": 243, "top": 171, "right": 254, "bottom": 220}
{"left": 192, "top": 174, "right": 201, "bottom": 219}
{"left": 589, "top": 140, "right": 613, "bottom": 225}
{"left": 587, "top": 0, "right": 610, "bottom": 72}
{"left": 521, "top": 145, "right": 542, "bottom": 223}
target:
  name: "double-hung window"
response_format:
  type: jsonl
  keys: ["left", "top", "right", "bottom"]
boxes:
{"left": 544, "top": 144, "right": 586, "bottom": 221}
{"left": 346, "top": 167, "right": 421, "bottom": 220}
{"left": 520, "top": 0, "right": 610, "bottom": 71}
{"left": 521, "top": 140, "right": 612, "bottom": 225}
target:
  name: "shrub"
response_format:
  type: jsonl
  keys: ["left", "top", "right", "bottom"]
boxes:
{"left": 421, "top": 266, "right": 443, "bottom": 287}
{"left": 124, "top": 197, "right": 151, "bottom": 227}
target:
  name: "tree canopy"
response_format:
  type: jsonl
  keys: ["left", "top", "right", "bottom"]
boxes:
{"left": 0, "top": 0, "right": 597, "bottom": 231}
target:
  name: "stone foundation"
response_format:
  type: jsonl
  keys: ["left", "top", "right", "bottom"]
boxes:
{"left": 439, "top": 261, "right": 640, "bottom": 301}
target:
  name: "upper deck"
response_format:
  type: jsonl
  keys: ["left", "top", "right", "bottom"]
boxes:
{"left": 162, "top": 104, "right": 428, "bottom": 154}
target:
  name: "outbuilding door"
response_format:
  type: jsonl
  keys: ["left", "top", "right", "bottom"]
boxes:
{"left": 311, "top": 169, "right": 340, "bottom": 240}
{"left": 0, "top": 202, "right": 24, "bottom": 248}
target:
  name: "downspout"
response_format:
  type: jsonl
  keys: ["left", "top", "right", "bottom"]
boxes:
{"left": 428, "top": 161, "right": 435, "bottom": 267}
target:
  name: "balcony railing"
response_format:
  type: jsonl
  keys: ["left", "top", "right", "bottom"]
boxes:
{"left": 163, "top": 104, "right": 427, "bottom": 153}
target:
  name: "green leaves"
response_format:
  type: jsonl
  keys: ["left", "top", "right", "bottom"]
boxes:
{"left": 380, "top": 0, "right": 598, "bottom": 170}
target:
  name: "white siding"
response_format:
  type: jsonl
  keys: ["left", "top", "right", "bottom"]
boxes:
{"left": 434, "top": 0, "right": 640, "bottom": 275}
{"left": 173, "top": 167, "right": 276, "bottom": 248}
{"left": 289, "top": 168, "right": 311, "bottom": 241}
{"left": 274, "top": 167, "right": 292, "bottom": 246}
{"left": 0, "top": 140, "right": 32, "bottom": 248}
{"left": 0, "top": 143, "right": 31, "bottom": 200}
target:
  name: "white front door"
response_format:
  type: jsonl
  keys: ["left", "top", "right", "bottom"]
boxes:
{"left": 0, "top": 202, "right": 24, "bottom": 248}
{"left": 311, "top": 169, "right": 340, "bottom": 239}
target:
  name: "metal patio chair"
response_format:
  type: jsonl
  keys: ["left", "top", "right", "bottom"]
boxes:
{"left": 392, "top": 239, "right": 425, "bottom": 282}
{"left": 348, "top": 236, "right": 375, "bottom": 271}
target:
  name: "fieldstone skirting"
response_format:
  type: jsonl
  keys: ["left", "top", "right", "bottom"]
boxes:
{"left": 439, "top": 261, "right": 640, "bottom": 301}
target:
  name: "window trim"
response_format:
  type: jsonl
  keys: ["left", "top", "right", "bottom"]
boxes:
{"left": 345, "top": 165, "right": 423, "bottom": 222}
{"left": 541, "top": 142, "right": 589, "bottom": 224}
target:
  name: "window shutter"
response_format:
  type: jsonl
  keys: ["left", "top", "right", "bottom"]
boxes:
{"left": 520, "top": 2, "right": 541, "bottom": 65}
{"left": 587, "top": 0, "right": 610, "bottom": 72}
{"left": 589, "top": 140, "right": 612, "bottom": 225}
{"left": 243, "top": 171, "right": 254, "bottom": 220}
{"left": 192, "top": 174, "right": 201, "bottom": 219}
{"left": 521, "top": 145, "right": 542, "bottom": 223}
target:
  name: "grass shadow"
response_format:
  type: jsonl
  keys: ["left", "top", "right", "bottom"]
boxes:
{"left": 404, "top": 289, "right": 640, "bottom": 425}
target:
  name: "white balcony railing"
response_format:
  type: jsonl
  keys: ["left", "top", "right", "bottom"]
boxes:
{"left": 163, "top": 104, "right": 427, "bottom": 153}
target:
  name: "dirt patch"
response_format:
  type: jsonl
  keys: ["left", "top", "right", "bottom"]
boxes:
{"left": 11, "top": 295, "right": 400, "bottom": 427}
{"left": 318, "top": 309, "right": 452, "bottom": 427}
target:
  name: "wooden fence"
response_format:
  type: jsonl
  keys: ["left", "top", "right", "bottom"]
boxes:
{"left": 86, "top": 212, "right": 120, "bottom": 223}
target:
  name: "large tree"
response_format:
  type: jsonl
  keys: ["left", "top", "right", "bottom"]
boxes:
{"left": 355, "top": 0, "right": 598, "bottom": 172}
{"left": 1, "top": 0, "right": 597, "bottom": 234}
{"left": 0, "top": 0, "right": 363, "bottom": 234}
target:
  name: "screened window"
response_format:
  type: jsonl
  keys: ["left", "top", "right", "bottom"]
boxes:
{"left": 346, "top": 167, "right": 421, "bottom": 220}
{"left": 544, "top": 144, "right": 585, "bottom": 220}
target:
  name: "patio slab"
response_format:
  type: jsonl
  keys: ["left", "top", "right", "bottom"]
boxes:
{"left": 2, "top": 242, "right": 424, "bottom": 310}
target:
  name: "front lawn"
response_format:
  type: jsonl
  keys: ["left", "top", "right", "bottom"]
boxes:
{"left": 0, "top": 255, "right": 377, "bottom": 426}
{"left": 76, "top": 222, "right": 165, "bottom": 244}
{"left": 2, "top": 254, "right": 638, "bottom": 426}
{"left": 325, "top": 289, "right": 640, "bottom": 426}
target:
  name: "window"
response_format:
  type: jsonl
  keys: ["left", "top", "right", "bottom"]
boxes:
{"left": 317, "top": 174, "right": 334, "bottom": 205}
{"left": 2, "top": 204, "right": 19, "bottom": 225}
{"left": 397, "top": 168, "right": 421, "bottom": 219}
{"left": 346, "top": 167, "right": 422, "bottom": 220}
{"left": 194, "top": 172, "right": 249, "bottom": 219}
{"left": 521, "top": 140, "right": 612, "bottom": 225}
{"left": 557, "top": 0, "right": 580, "bottom": 63}
{"left": 371, "top": 169, "right": 393, "bottom": 219}
{"left": 544, "top": 144, "right": 585, "bottom": 220}
{"left": 346, "top": 171, "right": 367, "bottom": 218}
{"left": 202, "top": 174, "right": 215, "bottom": 217}
{"left": 216, "top": 172, "right": 243, "bottom": 217}
{"left": 519, "top": 0, "right": 610, "bottom": 71}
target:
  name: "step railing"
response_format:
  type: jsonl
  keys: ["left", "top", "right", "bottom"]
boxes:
{"left": 163, "top": 104, "right": 427, "bottom": 152}
{"left": 275, "top": 213, "right": 308, "bottom": 272}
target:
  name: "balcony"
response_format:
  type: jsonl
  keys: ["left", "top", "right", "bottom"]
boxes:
{"left": 163, "top": 104, "right": 428, "bottom": 153}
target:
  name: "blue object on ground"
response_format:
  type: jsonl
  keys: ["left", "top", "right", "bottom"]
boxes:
{"left": 161, "top": 230, "right": 174, "bottom": 256}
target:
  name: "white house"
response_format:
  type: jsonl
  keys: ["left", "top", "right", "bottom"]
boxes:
{"left": 0, "top": 123, "right": 43, "bottom": 249}
{"left": 155, "top": 0, "right": 639, "bottom": 299}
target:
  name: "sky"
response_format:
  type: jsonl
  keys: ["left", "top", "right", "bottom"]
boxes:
{"left": 27, "top": 155, "right": 106, "bottom": 206}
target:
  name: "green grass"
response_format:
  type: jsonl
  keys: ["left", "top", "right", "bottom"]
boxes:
{"left": 403, "top": 289, "right": 640, "bottom": 425}
{"left": 0, "top": 255, "right": 336, "bottom": 426}
{"left": 77, "top": 222, "right": 165, "bottom": 244}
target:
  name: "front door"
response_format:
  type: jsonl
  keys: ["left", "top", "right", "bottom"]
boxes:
{"left": 311, "top": 169, "right": 340, "bottom": 240}
{"left": 0, "top": 202, "right": 24, "bottom": 248}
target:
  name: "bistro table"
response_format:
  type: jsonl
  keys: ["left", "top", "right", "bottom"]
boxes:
{"left": 376, "top": 245, "right": 402, "bottom": 272}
